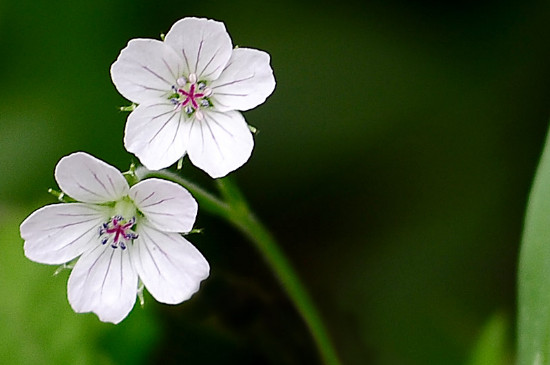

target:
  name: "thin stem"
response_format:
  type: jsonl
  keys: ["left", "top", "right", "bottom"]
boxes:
{"left": 217, "top": 177, "right": 342, "bottom": 365}
{"left": 135, "top": 168, "right": 230, "bottom": 218}
{"left": 137, "top": 169, "right": 342, "bottom": 365}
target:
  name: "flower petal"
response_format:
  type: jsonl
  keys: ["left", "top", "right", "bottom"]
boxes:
{"left": 130, "top": 178, "right": 198, "bottom": 232}
{"left": 110, "top": 39, "right": 182, "bottom": 104}
{"left": 164, "top": 17, "right": 232, "bottom": 81}
{"left": 211, "top": 48, "right": 276, "bottom": 112}
{"left": 55, "top": 152, "right": 129, "bottom": 204}
{"left": 68, "top": 244, "right": 138, "bottom": 324}
{"left": 186, "top": 110, "right": 253, "bottom": 178}
{"left": 124, "top": 102, "right": 189, "bottom": 171}
{"left": 21, "top": 203, "right": 110, "bottom": 265}
{"left": 132, "top": 222, "right": 209, "bottom": 304}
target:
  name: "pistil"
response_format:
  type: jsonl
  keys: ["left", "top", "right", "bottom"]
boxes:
{"left": 99, "top": 216, "right": 138, "bottom": 250}
{"left": 169, "top": 73, "right": 212, "bottom": 120}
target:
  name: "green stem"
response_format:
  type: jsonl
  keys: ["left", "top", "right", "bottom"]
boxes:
{"left": 136, "top": 168, "right": 230, "bottom": 218}
{"left": 137, "top": 169, "right": 341, "bottom": 365}
{"left": 216, "top": 177, "right": 342, "bottom": 365}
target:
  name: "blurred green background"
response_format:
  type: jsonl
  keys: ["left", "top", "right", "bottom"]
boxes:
{"left": 1, "top": 0, "right": 549, "bottom": 364}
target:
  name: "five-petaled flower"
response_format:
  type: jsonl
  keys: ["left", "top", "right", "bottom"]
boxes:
{"left": 110, "top": 17, "right": 276, "bottom": 178}
{"left": 20, "top": 152, "right": 209, "bottom": 324}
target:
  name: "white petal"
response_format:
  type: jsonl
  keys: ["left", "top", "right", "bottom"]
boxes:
{"left": 186, "top": 110, "right": 253, "bottom": 178}
{"left": 130, "top": 179, "right": 198, "bottom": 232}
{"left": 124, "top": 102, "right": 189, "bottom": 170}
{"left": 211, "top": 48, "right": 276, "bottom": 112}
{"left": 132, "top": 222, "right": 209, "bottom": 304}
{"left": 55, "top": 152, "right": 129, "bottom": 204}
{"left": 164, "top": 17, "right": 232, "bottom": 81}
{"left": 110, "top": 39, "right": 182, "bottom": 104}
{"left": 68, "top": 244, "right": 138, "bottom": 324}
{"left": 21, "top": 203, "right": 110, "bottom": 265}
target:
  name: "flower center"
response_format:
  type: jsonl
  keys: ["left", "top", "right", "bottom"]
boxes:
{"left": 169, "top": 73, "right": 212, "bottom": 121}
{"left": 99, "top": 215, "right": 138, "bottom": 250}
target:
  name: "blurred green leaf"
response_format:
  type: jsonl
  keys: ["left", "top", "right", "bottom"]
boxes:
{"left": 519, "top": 126, "right": 550, "bottom": 365}
{"left": 467, "top": 312, "right": 510, "bottom": 365}
{"left": 0, "top": 207, "right": 108, "bottom": 364}
{"left": 0, "top": 206, "right": 160, "bottom": 364}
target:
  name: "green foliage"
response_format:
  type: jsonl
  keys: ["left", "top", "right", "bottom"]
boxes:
{"left": 468, "top": 312, "right": 510, "bottom": 365}
{"left": 519, "top": 128, "right": 550, "bottom": 365}
{"left": 0, "top": 209, "right": 107, "bottom": 364}
{"left": 0, "top": 207, "right": 160, "bottom": 364}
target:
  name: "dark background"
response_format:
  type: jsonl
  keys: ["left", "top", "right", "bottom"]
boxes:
{"left": 0, "top": 0, "right": 549, "bottom": 364}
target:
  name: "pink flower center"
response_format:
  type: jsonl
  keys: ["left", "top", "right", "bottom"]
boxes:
{"left": 170, "top": 73, "right": 212, "bottom": 120}
{"left": 99, "top": 216, "right": 138, "bottom": 250}
{"left": 179, "top": 83, "right": 205, "bottom": 109}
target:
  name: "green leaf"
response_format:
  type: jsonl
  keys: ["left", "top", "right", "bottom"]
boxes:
{"left": 518, "top": 127, "right": 550, "bottom": 365}
{"left": 468, "top": 312, "right": 510, "bottom": 365}
{"left": 0, "top": 208, "right": 107, "bottom": 364}
{"left": 0, "top": 206, "right": 161, "bottom": 364}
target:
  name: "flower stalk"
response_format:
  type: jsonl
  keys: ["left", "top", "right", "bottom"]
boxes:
{"left": 138, "top": 168, "right": 342, "bottom": 365}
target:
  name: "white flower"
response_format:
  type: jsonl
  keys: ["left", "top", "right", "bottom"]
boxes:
{"left": 110, "top": 17, "right": 276, "bottom": 178}
{"left": 20, "top": 152, "right": 209, "bottom": 324}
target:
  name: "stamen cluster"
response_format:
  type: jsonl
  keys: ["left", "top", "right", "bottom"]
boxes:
{"left": 99, "top": 216, "right": 139, "bottom": 250}
{"left": 169, "top": 73, "right": 213, "bottom": 120}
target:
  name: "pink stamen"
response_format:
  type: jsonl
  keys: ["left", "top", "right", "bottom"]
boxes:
{"left": 173, "top": 78, "right": 210, "bottom": 116}
{"left": 99, "top": 216, "right": 138, "bottom": 250}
